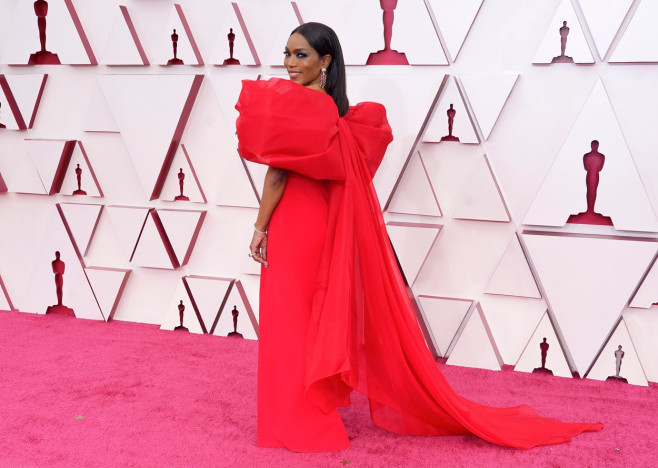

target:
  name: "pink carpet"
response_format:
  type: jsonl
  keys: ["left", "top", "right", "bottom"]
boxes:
{"left": 0, "top": 310, "right": 655, "bottom": 468}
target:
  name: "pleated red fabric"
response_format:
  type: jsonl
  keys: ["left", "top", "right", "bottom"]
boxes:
{"left": 236, "top": 78, "right": 603, "bottom": 452}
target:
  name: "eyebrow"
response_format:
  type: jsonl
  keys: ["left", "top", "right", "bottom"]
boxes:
{"left": 284, "top": 47, "right": 309, "bottom": 53}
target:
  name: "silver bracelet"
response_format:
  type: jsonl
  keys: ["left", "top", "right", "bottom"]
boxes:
{"left": 254, "top": 225, "right": 267, "bottom": 235}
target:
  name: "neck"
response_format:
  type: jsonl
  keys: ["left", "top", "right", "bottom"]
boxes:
{"left": 305, "top": 83, "right": 327, "bottom": 94}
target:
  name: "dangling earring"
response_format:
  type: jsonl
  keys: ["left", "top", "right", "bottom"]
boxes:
{"left": 320, "top": 68, "right": 327, "bottom": 89}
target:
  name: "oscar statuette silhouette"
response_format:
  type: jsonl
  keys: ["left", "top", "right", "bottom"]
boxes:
{"left": 532, "top": 338, "right": 553, "bottom": 375}
{"left": 223, "top": 28, "right": 240, "bottom": 65}
{"left": 606, "top": 345, "right": 628, "bottom": 383}
{"left": 174, "top": 300, "right": 189, "bottom": 332}
{"left": 366, "top": 0, "right": 409, "bottom": 65}
{"left": 567, "top": 140, "right": 613, "bottom": 226}
{"left": 28, "top": 0, "right": 61, "bottom": 65}
{"left": 72, "top": 164, "right": 87, "bottom": 195}
{"left": 551, "top": 21, "right": 574, "bottom": 63}
{"left": 440, "top": 104, "right": 460, "bottom": 142}
{"left": 167, "top": 29, "right": 184, "bottom": 65}
{"left": 227, "top": 305, "right": 243, "bottom": 338}
{"left": 174, "top": 168, "right": 189, "bottom": 201}
{"left": 45, "top": 251, "right": 75, "bottom": 316}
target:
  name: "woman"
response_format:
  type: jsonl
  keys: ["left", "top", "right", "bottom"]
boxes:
{"left": 236, "top": 22, "right": 602, "bottom": 452}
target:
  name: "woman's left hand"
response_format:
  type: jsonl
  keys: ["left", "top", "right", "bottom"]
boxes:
{"left": 249, "top": 231, "right": 268, "bottom": 267}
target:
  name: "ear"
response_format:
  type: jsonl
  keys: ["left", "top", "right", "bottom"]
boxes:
{"left": 321, "top": 54, "right": 332, "bottom": 69}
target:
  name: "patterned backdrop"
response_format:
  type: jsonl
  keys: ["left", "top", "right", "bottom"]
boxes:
{"left": 1, "top": 0, "right": 657, "bottom": 386}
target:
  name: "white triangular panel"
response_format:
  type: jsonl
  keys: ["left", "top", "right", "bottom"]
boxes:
{"left": 1, "top": 0, "right": 94, "bottom": 65}
{"left": 213, "top": 283, "right": 258, "bottom": 340}
{"left": 485, "top": 234, "right": 541, "bottom": 298}
{"left": 162, "top": 283, "right": 203, "bottom": 334}
{"left": 238, "top": 274, "right": 260, "bottom": 323}
{"left": 215, "top": 153, "right": 260, "bottom": 208}
{"left": 0, "top": 272, "right": 13, "bottom": 310}
{"left": 83, "top": 82, "right": 120, "bottom": 133}
{"left": 426, "top": 0, "right": 483, "bottom": 61}
{"left": 523, "top": 233, "right": 656, "bottom": 373}
{"left": 85, "top": 267, "right": 130, "bottom": 321}
{"left": 579, "top": 0, "right": 633, "bottom": 59}
{"left": 157, "top": 209, "right": 205, "bottom": 267}
{"left": 22, "top": 210, "right": 104, "bottom": 320}
{"left": 60, "top": 142, "right": 102, "bottom": 197}
{"left": 423, "top": 77, "right": 478, "bottom": 143}
{"left": 209, "top": 3, "right": 258, "bottom": 66}
{"left": 0, "top": 276, "right": 12, "bottom": 310}
{"left": 184, "top": 276, "right": 232, "bottom": 333}
{"left": 3, "top": 74, "right": 47, "bottom": 129}
{"left": 459, "top": 74, "right": 518, "bottom": 140}
{"left": 340, "top": 0, "right": 447, "bottom": 65}
{"left": 0, "top": 295, "right": 9, "bottom": 310}
{"left": 99, "top": 74, "right": 201, "bottom": 198}
{"left": 587, "top": 319, "right": 648, "bottom": 386}
{"left": 480, "top": 295, "right": 546, "bottom": 365}
{"left": 418, "top": 295, "right": 472, "bottom": 357}
{"left": 131, "top": 213, "right": 175, "bottom": 269}
{"left": 0, "top": 83, "right": 21, "bottom": 130}
{"left": 446, "top": 305, "right": 502, "bottom": 371}
{"left": 215, "top": 70, "right": 266, "bottom": 199}
{"left": 338, "top": 1, "right": 384, "bottom": 65}
{"left": 609, "top": 0, "right": 658, "bottom": 62}
{"left": 8, "top": 155, "right": 47, "bottom": 194}
{"left": 160, "top": 145, "right": 205, "bottom": 203}
{"left": 25, "top": 139, "right": 72, "bottom": 195}
{"left": 629, "top": 258, "right": 658, "bottom": 308}
{"left": 101, "top": 5, "right": 148, "bottom": 65}
{"left": 624, "top": 307, "right": 658, "bottom": 383}
{"left": 58, "top": 203, "right": 102, "bottom": 257}
{"left": 388, "top": 0, "right": 448, "bottom": 64}
{"left": 532, "top": 0, "right": 594, "bottom": 64}
{"left": 413, "top": 219, "right": 514, "bottom": 299}
{"left": 210, "top": 72, "right": 259, "bottom": 137}
{"left": 245, "top": 161, "right": 268, "bottom": 201}
{"left": 156, "top": 4, "right": 203, "bottom": 65}
{"left": 264, "top": 3, "right": 301, "bottom": 66}
{"left": 388, "top": 152, "right": 442, "bottom": 217}
{"left": 348, "top": 74, "right": 444, "bottom": 205}
{"left": 105, "top": 206, "right": 150, "bottom": 261}
{"left": 453, "top": 155, "right": 509, "bottom": 222}
{"left": 386, "top": 222, "right": 441, "bottom": 286}
{"left": 523, "top": 80, "right": 658, "bottom": 232}
{"left": 514, "top": 311, "right": 573, "bottom": 378}
{"left": 240, "top": 253, "right": 262, "bottom": 276}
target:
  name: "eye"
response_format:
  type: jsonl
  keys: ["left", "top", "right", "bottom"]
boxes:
{"left": 297, "top": 53, "right": 307, "bottom": 58}
{"left": 283, "top": 51, "right": 290, "bottom": 57}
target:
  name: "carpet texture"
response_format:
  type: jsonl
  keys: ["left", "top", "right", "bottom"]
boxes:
{"left": 0, "top": 310, "right": 655, "bottom": 468}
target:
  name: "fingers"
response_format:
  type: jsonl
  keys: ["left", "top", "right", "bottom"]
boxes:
{"left": 261, "top": 237, "right": 268, "bottom": 262}
{"left": 249, "top": 231, "right": 269, "bottom": 267}
{"left": 250, "top": 251, "right": 267, "bottom": 266}
{"left": 249, "top": 246, "right": 268, "bottom": 267}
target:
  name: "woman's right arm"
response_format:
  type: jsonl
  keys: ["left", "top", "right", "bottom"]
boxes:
{"left": 249, "top": 167, "right": 288, "bottom": 267}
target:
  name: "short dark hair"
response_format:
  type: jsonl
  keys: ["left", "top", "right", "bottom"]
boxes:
{"left": 291, "top": 22, "right": 349, "bottom": 117}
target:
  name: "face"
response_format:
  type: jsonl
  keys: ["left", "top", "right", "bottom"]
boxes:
{"left": 284, "top": 33, "right": 331, "bottom": 91}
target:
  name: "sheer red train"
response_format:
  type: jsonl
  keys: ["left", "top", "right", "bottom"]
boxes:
{"left": 236, "top": 78, "right": 603, "bottom": 452}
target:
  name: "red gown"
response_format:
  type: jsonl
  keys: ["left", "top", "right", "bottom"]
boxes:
{"left": 235, "top": 78, "right": 603, "bottom": 452}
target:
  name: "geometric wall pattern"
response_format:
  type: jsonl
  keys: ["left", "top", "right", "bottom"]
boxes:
{"left": 2, "top": 0, "right": 658, "bottom": 387}
{"left": 532, "top": 0, "right": 594, "bottom": 64}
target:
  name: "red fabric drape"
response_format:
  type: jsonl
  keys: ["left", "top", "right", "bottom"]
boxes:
{"left": 236, "top": 78, "right": 602, "bottom": 449}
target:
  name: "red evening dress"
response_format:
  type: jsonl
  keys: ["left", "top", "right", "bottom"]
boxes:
{"left": 235, "top": 78, "right": 603, "bottom": 452}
